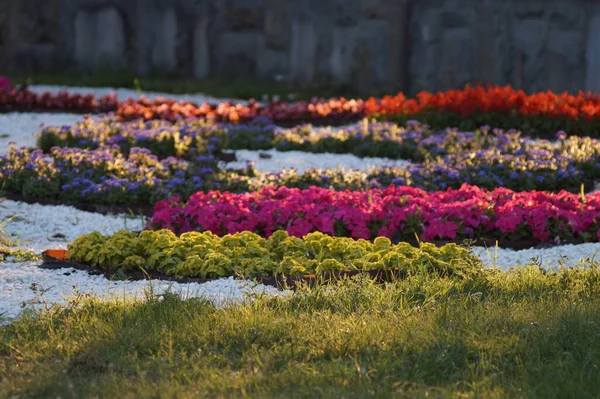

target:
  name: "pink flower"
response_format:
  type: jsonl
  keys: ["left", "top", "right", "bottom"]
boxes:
{"left": 494, "top": 213, "right": 523, "bottom": 233}
{"left": 149, "top": 185, "right": 600, "bottom": 244}
{"left": 422, "top": 219, "right": 458, "bottom": 240}
{"left": 0, "top": 77, "right": 12, "bottom": 92}
{"left": 287, "top": 218, "right": 313, "bottom": 237}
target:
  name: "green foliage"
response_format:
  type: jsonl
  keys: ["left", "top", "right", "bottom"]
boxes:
{"left": 67, "top": 230, "right": 483, "bottom": 279}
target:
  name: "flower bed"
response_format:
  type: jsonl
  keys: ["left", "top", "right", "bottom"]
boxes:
{"left": 368, "top": 85, "right": 600, "bottom": 136}
{"left": 66, "top": 229, "right": 481, "bottom": 279}
{"left": 35, "top": 117, "right": 600, "bottom": 191}
{"left": 113, "top": 85, "right": 600, "bottom": 137}
{"left": 0, "top": 146, "right": 237, "bottom": 206}
{"left": 38, "top": 117, "right": 526, "bottom": 161}
{"left": 4, "top": 84, "right": 600, "bottom": 136}
{"left": 37, "top": 116, "right": 277, "bottom": 159}
{"left": 151, "top": 185, "right": 600, "bottom": 245}
{"left": 0, "top": 88, "right": 118, "bottom": 113}
{"left": 3, "top": 133, "right": 599, "bottom": 212}
{"left": 116, "top": 96, "right": 364, "bottom": 125}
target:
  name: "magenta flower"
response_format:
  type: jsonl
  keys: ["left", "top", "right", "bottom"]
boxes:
{"left": 0, "top": 76, "right": 12, "bottom": 92}
{"left": 150, "top": 184, "right": 600, "bottom": 245}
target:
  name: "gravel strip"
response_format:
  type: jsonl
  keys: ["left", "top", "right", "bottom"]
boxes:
{"left": 0, "top": 112, "right": 87, "bottom": 153}
{"left": 472, "top": 243, "right": 600, "bottom": 270}
{"left": 0, "top": 263, "right": 285, "bottom": 321}
{"left": 223, "top": 148, "right": 411, "bottom": 173}
{"left": 0, "top": 199, "right": 145, "bottom": 252}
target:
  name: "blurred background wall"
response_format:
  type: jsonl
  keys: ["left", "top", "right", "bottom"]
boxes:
{"left": 0, "top": 0, "right": 598, "bottom": 95}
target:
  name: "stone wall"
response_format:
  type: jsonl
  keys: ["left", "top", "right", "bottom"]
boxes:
{"left": 0, "top": 0, "right": 599, "bottom": 95}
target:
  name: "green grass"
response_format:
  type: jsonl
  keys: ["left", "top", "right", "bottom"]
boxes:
{"left": 7, "top": 71, "right": 368, "bottom": 101}
{"left": 2, "top": 265, "right": 600, "bottom": 398}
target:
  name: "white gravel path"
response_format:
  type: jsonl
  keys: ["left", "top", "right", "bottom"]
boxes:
{"left": 224, "top": 149, "right": 411, "bottom": 173}
{"left": 471, "top": 243, "right": 600, "bottom": 270}
{"left": 0, "top": 199, "right": 285, "bottom": 322}
{"left": 0, "top": 112, "right": 87, "bottom": 153}
{"left": 0, "top": 199, "right": 145, "bottom": 251}
{"left": 29, "top": 84, "right": 250, "bottom": 105}
{"left": 0, "top": 264, "right": 284, "bottom": 321}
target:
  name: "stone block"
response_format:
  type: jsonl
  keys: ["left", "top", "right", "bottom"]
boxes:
{"left": 545, "top": 50, "right": 569, "bottom": 92}
{"left": 151, "top": 9, "right": 178, "bottom": 73}
{"left": 193, "top": 17, "right": 210, "bottom": 79}
{"left": 550, "top": 5, "right": 585, "bottom": 29}
{"left": 225, "top": 0, "right": 264, "bottom": 30}
{"left": 288, "top": 22, "right": 317, "bottom": 84}
{"left": 440, "top": 28, "right": 472, "bottom": 89}
{"left": 73, "top": 6, "right": 126, "bottom": 71}
{"left": 547, "top": 30, "right": 583, "bottom": 66}
{"left": 329, "top": 26, "right": 358, "bottom": 84}
{"left": 94, "top": 6, "right": 126, "bottom": 70}
{"left": 439, "top": 10, "right": 469, "bottom": 29}
{"left": 355, "top": 20, "right": 389, "bottom": 88}
{"left": 217, "top": 31, "right": 261, "bottom": 76}
{"left": 511, "top": 18, "right": 548, "bottom": 90}
{"left": 13, "top": 43, "right": 56, "bottom": 71}
{"left": 73, "top": 9, "right": 94, "bottom": 68}
{"left": 585, "top": 14, "right": 600, "bottom": 93}
{"left": 264, "top": 7, "right": 289, "bottom": 50}
{"left": 257, "top": 36, "right": 287, "bottom": 78}
{"left": 514, "top": 2, "right": 545, "bottom": 20}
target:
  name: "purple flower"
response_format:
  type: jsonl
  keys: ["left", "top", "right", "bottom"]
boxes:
{"left": 556, "top": 131, "right": 567, "bottom": 140}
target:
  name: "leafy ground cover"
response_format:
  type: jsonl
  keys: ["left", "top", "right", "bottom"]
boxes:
{"left": 2, "top": 265, "right": 600, "bottom": 398}
{"left": 66, "top": 229, "right": 480, "bottom": 279}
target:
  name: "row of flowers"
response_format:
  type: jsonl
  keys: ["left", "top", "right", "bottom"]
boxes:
{"left": 151, "top": 185, "right": 600, "bottom": 245}
{"left": 369, "top": 85, "right": 600, "bottom": 119}
{"left": 2, "top": 134, "right": 597, "bottom": 208}
{"left": 113, "top": 85, "right": 600, "bottom": 136}
{"left": 67, "top": 229, "right": 481, "bottom": 278}
{"left": 116, "top": 96, "right": 364, "bottom": 125}
{"left": 37, "top": 116, "right": 600, "bottom": 168}
{"left": 368, "top": 85, "right": 600, "bottom": 135}
{"left": 34, "top": 116, "right": 535, "bottom": 161}
{"left": 0, "top": 88, "right": 118, "bottom": 113}
{"left": 5, "top": 77, "right": 600, "bottom": 136}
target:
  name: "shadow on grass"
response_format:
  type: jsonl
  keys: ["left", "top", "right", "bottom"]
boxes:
{"left": 3, "top": 270, "right": 600, "bottom": 398}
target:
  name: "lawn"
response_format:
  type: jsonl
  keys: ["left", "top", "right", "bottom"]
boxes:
{"left": 2, "top": 266, "right": 600, "bottom": 398}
